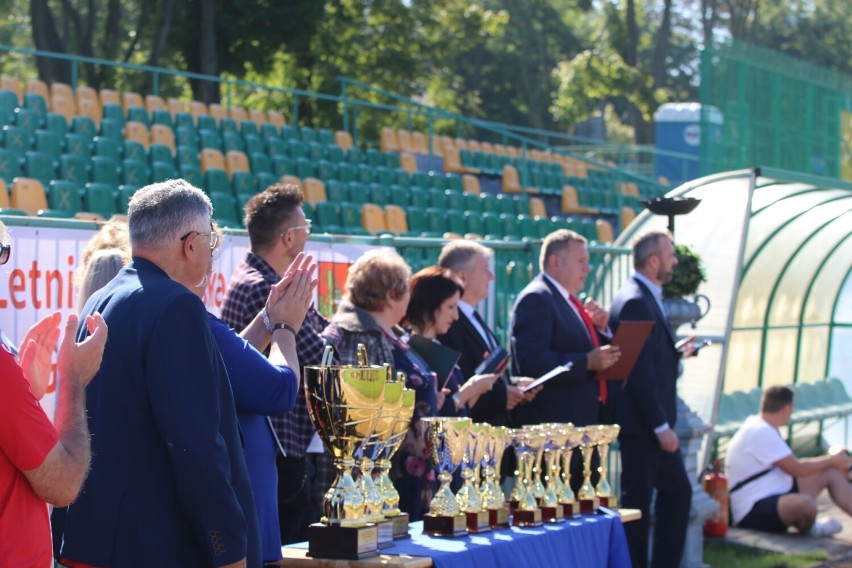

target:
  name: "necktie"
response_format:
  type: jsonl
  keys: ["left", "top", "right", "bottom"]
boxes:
{"left": 472, "top": 310, "right": 496, "bottom": 350}
{"left": 568, "top": 295, "right": 607, "bottom": 404}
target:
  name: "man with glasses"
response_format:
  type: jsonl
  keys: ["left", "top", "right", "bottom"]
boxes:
{"left": 222, "top": 183, "right": 332, "bottom": 545}
{"left": 0, "top": 221, "right": 108, "bottom": 568}
{"left": 57, "top": 180, "right": 260, "bottom": 568}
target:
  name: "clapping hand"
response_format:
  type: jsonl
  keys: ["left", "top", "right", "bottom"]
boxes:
{"left": 18, "top": 312, "right": 62, "bottom": 400}
{"left": 266, "top": 252, "right": 318, "bottom": 332}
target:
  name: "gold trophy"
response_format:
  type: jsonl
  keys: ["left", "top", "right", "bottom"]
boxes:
{"left": 577, "top": 425, "right": 606, "bottom": 514}
{"left": 359, "top": 370, "right": 405, "bottom": 547}
{"left": 303, "top": 345, "right": 388, "bottom": 559}
{"left": 595, "top": 424, "right": 621, "bottom": 508}
{"left": 373, "top": 388, "right": 415, "bottom": 539}
{"left": 510, "top": 428, "right": 543, "bottom": 527}
{"left": 536, "top": 426, "right": 564, "bottom": 523}
{"left": 421, "top": 416, "right": 471, "bottom": 536}
{"left": 560, "top": 424, "right": 583, "bottom": 518}
{"left": 480, "top": 425, "right": 510, "bottom": 528}
{"left": 457, "top": 423, "right": 491, "bottom": 533}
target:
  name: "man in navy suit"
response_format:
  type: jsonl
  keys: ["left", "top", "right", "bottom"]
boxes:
{"left": 57, "top": 180, "right": 260, "bottom": 567}
{"left": 609, "top": 230, "right": 695, "bottom": 568}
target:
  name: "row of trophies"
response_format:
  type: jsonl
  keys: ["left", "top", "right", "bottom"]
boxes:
{"left": 303, "top": 345, "right": 621, "bottom": 560}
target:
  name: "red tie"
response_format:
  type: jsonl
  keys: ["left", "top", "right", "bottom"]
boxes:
{"left": 568, "top": 295, "right": 607, "bottom": 404}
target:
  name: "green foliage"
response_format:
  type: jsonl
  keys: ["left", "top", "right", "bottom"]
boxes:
{"left": 662, "top": 243, "right": 707, "bottom": 299}
{"left": 702, "top": 540, "right": 826, "bottom": 568}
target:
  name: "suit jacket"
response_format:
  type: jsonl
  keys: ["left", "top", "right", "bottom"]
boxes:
{"left": 510, "top": 274, "right": 604, "bottom": 426}
{"left": 609, "top": 275, "right": 680, "bottom": 437}
{"left": 437, "top": 310, "right": 510, "bottom": 426}
{"left": 59, "top": 258, "right": 261, "bottom": 567}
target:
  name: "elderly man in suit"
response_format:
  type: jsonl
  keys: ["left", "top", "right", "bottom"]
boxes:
{"left": 58, "top": 180, "right": 260, "bottom": 568}
{"left": 609, "top": 229, "right": 695, "bottom": 568}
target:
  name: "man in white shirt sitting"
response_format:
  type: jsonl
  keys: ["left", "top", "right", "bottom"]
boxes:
{"left": 727, "top": 385, "right": 852, "bottom": 536}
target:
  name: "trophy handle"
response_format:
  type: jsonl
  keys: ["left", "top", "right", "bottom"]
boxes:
{"left": 321, "top": 344, "right": 335, "bottom": 366}
{"left": 356, "top": 343, "right": 369, "bottom": 366}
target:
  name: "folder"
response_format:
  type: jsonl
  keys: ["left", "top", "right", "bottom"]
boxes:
{"left": 595, "top": 320, "right": 655, "bottom": 381}
{"left": 408, "top": 335, "right": 462, "bottom": 389}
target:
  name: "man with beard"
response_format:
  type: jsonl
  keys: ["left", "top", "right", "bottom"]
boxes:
{"left": 609, "top": 230, "right": 696, "bottom": 568}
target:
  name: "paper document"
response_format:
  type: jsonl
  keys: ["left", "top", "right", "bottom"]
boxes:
{"left": 520, "top": 363, "right": 573, "bottom": 392}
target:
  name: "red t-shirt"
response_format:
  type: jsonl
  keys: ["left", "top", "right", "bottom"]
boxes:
{"left": 0, "top": 345, "right": 58, "bottom": 568}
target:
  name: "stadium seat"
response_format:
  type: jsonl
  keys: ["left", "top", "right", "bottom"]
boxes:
{"left": 249, "top": 153, "right": 272, "bottom": 176}
{"left": 0, "top": 90, "right": 18, "bottom": 126}
{"left": 124, "top": 121, "right": 150, "bottom": 150}
{"left": 324, "top": 179, "right": 348, "bottom": 203}
{"left": 149, "top": 144, "right": 175, "bottom": 168}
{"left": 122, "top": 159, "right": 150, "bottom": 186}
{"left": 59, "top": 154, "right": 89, "bottom": 185}
{"left": 189, "top": 101, "right": 208, "bottom": 125}
{"left": 11, "top": 177, "right": 48, "bottom": 214}
{"left": 46, "top": 113, "right": 69, "bottom": 138}
{"left": 359, "top": 203, "right": 385, "bottom": 234}
{"left": 314, "top": 201, "right": 342, "bottom": 233}
{"left": 92, "top": 137, "right": 120, "bottom": 161}
{"left": 91, "top": 156, "right": 120, "bottom": 185}
{"left": 621, "top": 206, "right": 637, "bottom": 229}
{"left": 267, "top": 110, "right": 286, "bottom": 131}
{"left": 205, "top": 169, "right": 231, "bottom": 195}
{"left": 99, "top": 118, "right": 123, "bottom": 141}
{"left": 209, "top": 191, "right": 241, "bottom": 227}
{"left": 3, "top": 125, "right": 33, "bottom": 153}
{"left": 232, "top": 171, "right": 255, "bottom": 197}
{"left": 150, "top": 124, "right": 176, "bottom": 154}
{"left": 15, "top": 106, "right": 42, "bottom": 136}
{"left": 151, "top": 161, "right": 178, "bottom": 183}
{"left": 180, "top": 165, "right": 204, "bottom": 189}
{"left": 0, "top": 149, "right": 22, "bottom": 183}
{"left": 243, "top": 134, "right": 264, "bottom": 156}
{"left": 208, "top": 104, "right": 226, "bottom": 126}
{"left": 200, "top": 148, "right": 226, "bottom": 174}
{"left": 302, "top": 178, "right": 327, "bottom": 205}
{"left": 25, "top": 150, "right": 55, "bottom": 186}
{"left": 63, "top": 133, "right": 91, "bottom": 159}
{"left": 167, "top": 97, "right": 187, "bottom": 118}
{"left": 368, "top": 183, "right": 390, "bottom": 205}
{"left": 77, "top": 98, "right": 101, "bottom": 129}
{"left": 123, "top": 140, "right": 147, "bottom": 163}
{"left": 383, "top": 205, "right": 408, "bottom": 235}
{"left": 334, "top": 130, "right": 353, "bottom": 153}
{"left": 224, "top": 150, "right": 250, "bottom": 180}
{"left": 48, "top": 180, "right": 83, "bottom": 214}
{"left": 145, "top": 95, "right": 167, "bottom": 115}
{"left": 446, "top": 209, "right": 466, "bottom": 236}
{"left": 151, "top": 109, "right": 173, "bottom": 128}
{"left": 496, "top": 193, "right": 515, "bottom": 215}
{"left": 380, "top": 127, "right": 399, "bottom": 153}
{"left": 0, "top": 77, "right": 22, "bottom": 104}
{"left": 347, "top": 182, "right": 368, "bottom": 204}
{"left": 175, "top": 127, "right": 198, "bottom": 150}
{"left": 339, "top": 202, "right": 365, "bottom": 234}
{"left": 530, "top": 197, "right": 547, "bottom": 218}
{"left": 561, "top": 185, "right": 599, "bottom": 215}
{"left": 248, "top": 109, "right": 267, "bottom": 128}
{"left": 127, "top": 106, "right": 150, "bottom": 127}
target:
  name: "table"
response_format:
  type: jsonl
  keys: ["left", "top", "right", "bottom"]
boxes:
{"left": 277, "top": 508, "right": 634, "bottom": 568}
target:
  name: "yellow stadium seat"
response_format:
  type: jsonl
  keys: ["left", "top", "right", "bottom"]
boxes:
{"left": 561, "top": 185, "right": 599, "bottom": 215}
{"left": 50, "top": 82, "right": 74, "bottom": 104}
{"left": 190, "top": 101, "right": 209, "bottom": 124}
{"left": 209, "top": 103, "right": 226, "bottom": 126}
{"left": 303, "top": 178, "right": 327, "bottom": 206}
{"left": 335, "top": 131, "right": 354, "bottom": 153}
{"left": 396, "top": 130, "right": 414, "bottom": 153}
{"left": 280, "top": 175, "right": 302, "bottom": 189}
{"left": 26, "top": 80, "right": 49, "bottom": 104}
{"left": 267, "top": 110, "right": 286, "bottom": 130}
{"left": 0, "top": 179, "right": 10, "bottom": 208}
{"left": 100, "top": 88, "right": 121, "bottom": 108}
{"left": 399, "top": 152, "right": 418, "bottom": 174}
{"left": 229, "top": 106, "right": 248, "bottom": 125}
{"left": 596, "top": 219, "right": 614, "bottom": 244}
{"left": 467, "top": 140, "right": 482, "bottom": 153}
{"left": 124, "top": 121, "right": 150, "bottom": 150}
{"left": 492, "top": 143, "right": 508, "bottom": 156}
{"left": 11, "top": 177, "right": 48, "bottom": 215}
{"left": 50, "top": 96, "right": 75, "bottom": 124}
{"left": 249, "top": 109, "right": 267, "bottom": 127}
{"left": 122, "top": 91, "right": 145, "bottom": 113}
{"left": 443, "top": 145, "right": 479, "bottom": 175}
{"left": 621, "top": 206, "right": 637, "bottom": 230}
{"left": 199, "top": 148, "right": 226, "bottom": 174}
{"left": 380, "top": 127, "right": 399, "bottom": 153}
{"left": 411, "top": 131, "right": 428, "bottom": 155}
{"left": 78, "top": 98, "right": 102, "bottom": 129}
{"left": 0, "top": 76, "right": 23, "bottom": 103}
{"left": 361, "top": 203, "right": 387, "bottom": 234}
{"left": 74, "top": 211, "right": 105, "bottom": 222}
{"left": 150, "top": 124, "right": 176, "bottom": 154}
{"left": 145, "top": 95, "right": 167, "bottom": 114}
{"left": 480, "top": 141, "right": 494, "bottom": 155}
{"left": 168, "top": 97, "right": 187, "bottom": 117}
{"left": 462, "top": 174, "right": 481, "bottom": 195}
{"left": 529, "top": 197, "right": 547, "bottom": 218}
{"left": 454, "top": 138, "right": 469, "bottom": 151}
{"left": 384, "top": 205, "right": 408, "bottom": 235}
{"left": 225, "top": 150, "right": 250, "bottom": 180}
{"left": 506, "top": 146, "right": 520, "bottom": 159}
{"left": 501, "top": 165, "right": 523, "bottom": 194}
{"left": 76, "top": 85, "right": 98, "bottom": 105}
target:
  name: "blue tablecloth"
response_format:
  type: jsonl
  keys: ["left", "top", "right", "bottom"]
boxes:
{"left": 289, "top": 510, "right": 632, "bottom": 568}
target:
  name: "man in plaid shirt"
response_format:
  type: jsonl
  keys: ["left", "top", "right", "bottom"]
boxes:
{"left": 221, "top": 183, "right": 332, "bottom": 545}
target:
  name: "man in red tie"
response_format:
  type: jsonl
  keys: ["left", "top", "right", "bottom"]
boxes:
{"left": 510, "top": 229, "right": 621, "bottom": 493}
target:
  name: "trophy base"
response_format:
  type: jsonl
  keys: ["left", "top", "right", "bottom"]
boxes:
{"left": 423, "top": 513, "right": 467, "bottom": 537}
{"left": 511, "top": 508, "right": 543, "bottom": 527}
{"left": 540, "top": 505, "right": 565, "bottom": 523}
{"left": 508, "top": 499, "right": 519, "bottom": 512}
{"left": 488, "top": 507, "right": 510, "bottom": 529}
{"left": 376, "top": 519, "right": 394, "bottom": 548}
{"left": 465, "top": 510, "right": 491, "bottom": 534}
{"left": 599, "top": 495, "right": 617, "bottom": 508}
{"left": 579, "top": 497, "right": 600, "bottom": 514}
{"left": 385, "top": 512, "right": 410, "bottom": 539}
{"left": 562, "top": 501, "right": 578, "bottom": 518}
{"left": 306, "top": 523, "right": 379, "bottom": 560}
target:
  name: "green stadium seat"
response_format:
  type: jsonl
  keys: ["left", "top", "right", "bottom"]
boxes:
{"left": 102, "top": 104, "right": 125, "bottom": 125}
{"left": 122, "top": 159, "right": 150, "bottom": 186}
{"left": 424, "top": 207, "right": 447, "bottom": 237}
{"left": 287, "top": 139, "right": 307, "bottom": 159}
{"left": 222, "top": 132, "right": 243, "bottom": 153}
{"left": 462, "top": 192, "right": 482, "bottom": 214}
{"left": 25, "top": 151, "right": 55, "bottom": 186}
{"left": 405, "top": 206, "right": 428, "bottom": 236}
{"left": 123, "top": 140, "right": 147, "bottom": 163}
{"left": 272, "top": 156, "right": 292, "bottom": 177}
{"left": 84, "top": 182, "right": 118, "bottom": 218}
{"left": 0, "top": 90, "right": 17, "bottom": 126}
{"left": 92, "top": 137, "right": 120, "bottom": 161}
{"left": 445, "top": 173, "right": 463, "bottom": 192}
{"left": 482, "top": 212, "right": 503, "bottom": 238}
{"left": 335, "top": 162, "right": 355, "bottom": 183}
{"left": 48, "top": 180, "right": 83, "bottom": 214}
{"left": 91, "top": 156, "right": 120, "bottom": 185}
{"left": 266, "top": 137, "right": 285, "bottom": 157}
{"left": 35, "top": 130, "right": 61, "bottom": 163}
{"left": 409, "top": 186, "right": 429, "bottom": 208}
{"left": 394, "top": 168, "right": 411, "bottom": 187}
{"left": 219, "top": 117, "right": 238, "bottom": 135}
{"left": 500, "top": 213, "right": 521, "bottom": 240}
{"left": 249, "top": 153, "right": 272, "bottom": 175}
{"left": 534, "top": 216, "right": 553, "bottom": 238}
{"left": 149, "top": 144, "right": 175, "bottom": 167}
{"left": 374, "top": 166, "right": 393, "bottom": 187}
{"left": 199, "top": 129, "right": 222, "bottom": 151}
{"left": 298, "top": 126, "right": 315, "bottom": 144}
{"left": 480, "top": 193, "right": 499, "bottom": 214}
{"left": 281, "top": 125, "right": 299, "bottom": 141}
{"left": 387, "top": 184, "right": 408, "bottom": 207}
{"left": 355, "top": 164, "right": 373, "bottom": 184}
{"left": 151, "top": 161, "right": 178, "bottom": 183}
{"left": 429, "top": 172, "right": 445, "bottom": 190}
{"left": 365, "top": 148, "right": 382, "bottom": 168}
{"left": 315, "top": 159, "right": 335, "bottom": 181}
{"left": 3, "top": 125, "right": 33, "bottom": 153}
{"left": 174, "top": 112, "right": 194, "bottom": 131}
{"left": 382, "top": 152, "right": 399, "bottom": 169}
{"left": 516, "top": 214, "right": 537, "bottom": 240}
{"left": 241, "top": 121, "right": 259, "bottom": 139}
{"left": 411, "top": 171, "right": 430, "bottom": 190}
{"left": 176, "top": 145, "right": 200, "bottom": 169}
{"left": 325, "top": 180, "right": 349, "bottom": 202}
{"left": 175, "top": 127, "right": 198, "bottom": 149}
{"left": 232, "top": 171, "right": 255, "bottom": 196}
{"left": 445, "top": 189, "right": 464, "bottom": 212}
{"left": 210, "top": 191, "right": 241, "bottom": 227}
{"left": 345, "top": 147, "right": 363, "bottom": 165}
{"left": 126, "top": 106, "right": 150, "bottom": 126}
{"left": 307, "top": 141, "right": 325, "bottom": 161}
{"left": 46, "top": 113, "right": 69, "bottom": 138}
{"left": 300, "top": 201, "right": 313, "bottom": 222}
{"left": 496, "top": 193, "right": 515, "bottom": 214}
{"left": 315, "top": 201, "right": 342, "bottom": 233}
{"left": 180, "top": 165, "right": 204, "bottom": 189}
{"left": 326, "top": 145, "right": 344, "bottom": 163}
{"left": 151, "top": 109, "right": 173, "bottom": 128}
{"left": 71, "top": 116, "right": 96, "bottom": 140}
{"left": 15, "top": 108, "right": 42, "bottom": 135}
{"left": 427, "top": 187, "right": 446, "bottom": 209}
{"left": 294, "top": 157, "right": 314, "bottom": 179}
{"left": 368, "top": 183, "right": 390, "bottom": 205}
{"left": 318, "top": 128, "right": 334, "bottom": 146}
{"left": 347, "top": 182, "right": 369, "bottom": 204}
{"left": 340, "top": 202, "right": 366, "bottom": 234}
{"left": 244, "top": 135, "right": 264, "bottom": 156}
{"left": 464, "top": 210, "right": 484, "bottom": 236}
{"left": 446, "top": 209, "right": 466, "bottom": 235}
{"left": 63, "top": 133, "right": 91, "bottom": 159}
{"left": 197, "top": 115, "right": 217, "bottom": 132}
{"left": 22, "top": 93, "right": 47, "bottom": 122}
{"left": 514, "top": 195, "right": 530, "bottom": 216}
{"left": 99, "top": 118, "right": 123, "bottom": 140}
{"left": 59, "top": 154, "right": 88, "bottom": 185}
{"left": 255, "top": 172, "right": 276, "bottom": 193}
{"left": 205, "top": 169, "right": 231, "bottom": 195}
{"left": 260, "top": 123, "right": 279, "bottom": 140}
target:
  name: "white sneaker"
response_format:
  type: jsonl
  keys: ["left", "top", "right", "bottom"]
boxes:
{"left": 811, "top": 516, "right": 843, "bottom": 538}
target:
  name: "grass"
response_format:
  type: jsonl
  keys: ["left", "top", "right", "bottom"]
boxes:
{"left": 703, "top": 540, "right": 828, "bottom": 568}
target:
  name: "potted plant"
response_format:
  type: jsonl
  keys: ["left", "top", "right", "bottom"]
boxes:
{"left": 662, "top": 243, "right": 710, "bottom": 332}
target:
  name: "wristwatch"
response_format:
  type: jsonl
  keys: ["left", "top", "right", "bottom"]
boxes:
{"left": 261, "top": 307, "right": 297, "bottom": 336}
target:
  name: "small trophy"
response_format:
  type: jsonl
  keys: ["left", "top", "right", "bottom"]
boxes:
{"left": 373, "top": 388, "right": 415, "bottom": 539}
{"left": 481, "top": 425, "right": 510, "bottom": 528}
{"left": 304, "top": 345, "right": 388, "bottom": 559}
{"left": 536, "top": 426, "right": 564, "bottom": 523}
{"left": 457, "top": 423, "right": 491, "bottom": 533}
{"left": 510, "top": 429, "right": 543, "bottom": 527}
{"left": 560, "top": 424, "right": 583, "bottom": 518}
{"left": 359, "top": 370, "right": 405, "bottom": 547}
{"left": 422, "top": 416, "right": 471, "bottom": 536}
{"left": 577, "top": 425, "right": 606, "bottom": 514}
{"left": 595, "top": 424, "right": 621, "bottom": 508}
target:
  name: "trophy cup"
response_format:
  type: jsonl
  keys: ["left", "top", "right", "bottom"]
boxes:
{"left": 359, "top": 370, "right": 404, "bottom": 547}
{"left": 560, "top": 424, "right": 583, "bottom": 518}
{"left": 373, "top": 387, "right": 415, "bottom": 539}
{"left": 456, "top": 423, "right": 491, "bottom": 533}
{"left": 536, "top": 426, "right": 564, "bottom": 523}
{"left": 595, "top": 424, "right": 621, "bottom": 508}
{"left": 422, "top": 416, "right": 471, "bottom": 536}
{"left": 577, "top": 425, "right": 606, "bottom": 514}
{"left": 510, "top": 428, "right": 543, "bottom": 527}
{"left": 480, "top": 425, "right": 510, "bottom": 528}
{"left": 304, "top": 345, "right": 388, "bottom": 559}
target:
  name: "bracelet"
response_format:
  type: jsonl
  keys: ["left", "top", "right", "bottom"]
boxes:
{"left": 261, "top": 307, "right": 273, "bottom": 332}
{"left": 271, "top": 322, "right": 297, "bottom": 336}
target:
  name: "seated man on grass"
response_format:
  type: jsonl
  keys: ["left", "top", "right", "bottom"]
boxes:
{"left": 727, "top": 385, "right": 852, "bottom": 537}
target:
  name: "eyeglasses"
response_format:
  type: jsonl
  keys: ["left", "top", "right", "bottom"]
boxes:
{"left": 180, "top": 230, "right": 221, "bottom": 251}
{"left": 282, "top": 219, "right": 312, "bottom": 236}
{"left": 0, "top": 243, "right": 10, "bottom": 265}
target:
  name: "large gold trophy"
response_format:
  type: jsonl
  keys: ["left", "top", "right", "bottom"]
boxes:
{"left": 304, "top": 345, "right": 389, "bottom": 559}
{"left": 595, "top": 424, "right": 621, "bottom": 508}
{"left": 509, "top": 428, "right": 543, "bottom": 527}
{"left": 481, "top": 425, "right": 510, "bottom": 528}
{"left": 421, "top": 416, "right": 471, "bottom": 536}
{"left": 373, "top": 388, "right": 416, "bottom": 539}
{"left": 577, "top": 425, "right": 606, "bottom": 514}
{"left": 457, "top": 423, "right": 491, "bottom": 533}
{"left": 560, "top": 424, "right": 583, "bottom": 518}
{"left": 536, "top": 426, "right": 564, "bottom": 523}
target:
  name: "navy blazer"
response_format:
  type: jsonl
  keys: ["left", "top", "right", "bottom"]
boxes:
{"left": 608, "top": 275, "right": 680, "bottom": 437}
{"left": 510, "top": 274, "right": 604, "bottom": 426}
{"left": 437, "top": 310, "right": 510, "bottom": 426}
{"left": 59, "top": 258, "right": 261, "bottom": 567}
